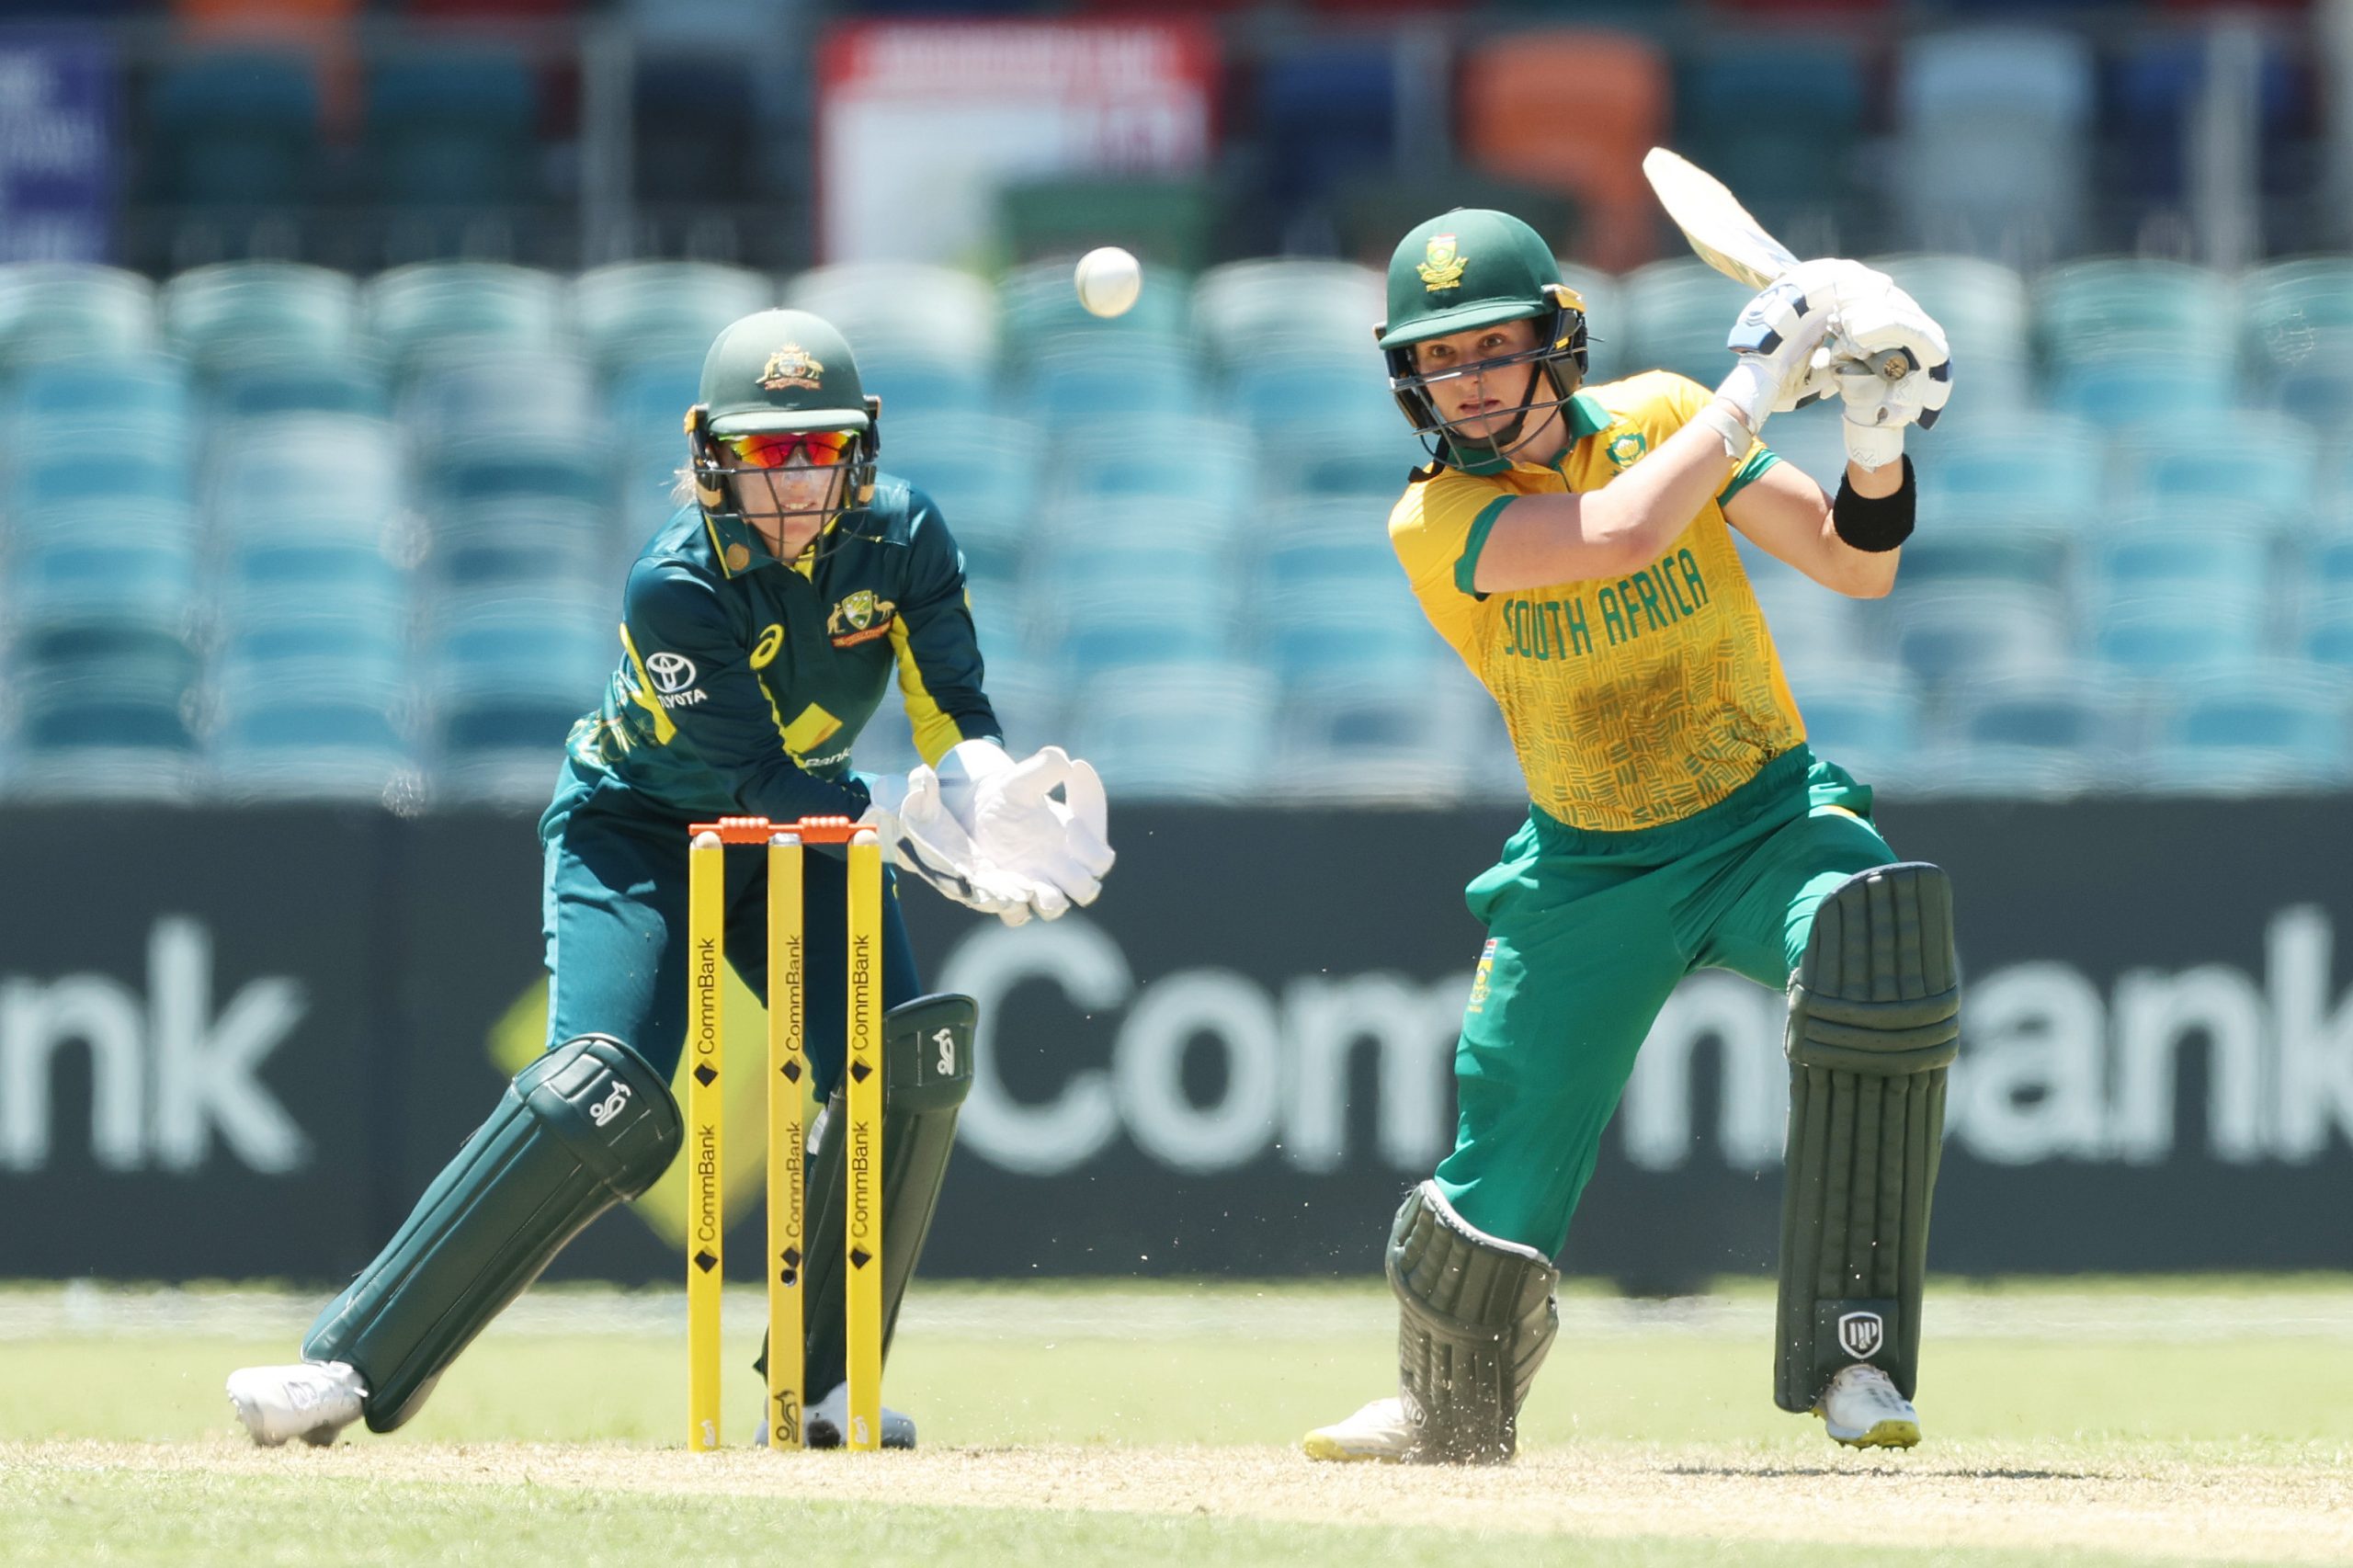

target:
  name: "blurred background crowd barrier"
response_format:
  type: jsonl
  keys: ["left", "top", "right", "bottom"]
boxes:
{"left": 2, "top": 1, "right": 2351, "bottom": 807}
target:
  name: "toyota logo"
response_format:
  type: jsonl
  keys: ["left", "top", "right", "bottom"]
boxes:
{"left": 645, "top": 652, "right": 699, "bottom": 694}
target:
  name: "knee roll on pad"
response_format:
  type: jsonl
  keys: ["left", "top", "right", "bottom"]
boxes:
{"left": 785, "top": 994, "right": 976, "bottom": 1403}
{"left": 303, "top": 1033, "right": 681, "bottom": 1432}
{"left": 1775, "top": 863, "right": 1959, "bottom": 1414}
{"left": 1386, "top": 1180, "right": 1559, "bottom": 1464}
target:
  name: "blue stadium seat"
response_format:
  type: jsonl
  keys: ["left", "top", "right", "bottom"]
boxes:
{"left": 997, "top": 260, "right": 1191, "bottom": 369}
{"left": 1272, "top": 676, "right": 1481, "bottom": 801}
{"left": 1782, "top": 667, "right": 1922, "bottom": 783}
{"left": 2049, "top": 351, "right": 2239, "bottom": 427}
{"left": 1895, "top": 506, "right": 2069, "bottom": 592}
{"left": 0, "top": 265, "right": 159, "bottom": 367}
{"left": 2084, "top": 524, "right": 2275, "bottom": 608}
{"left": 212, "top": 699, "right": 415, "bottom": 804}
{"left": 1227, "top": 353, "right": 1400, "bottom": 443}
{"left": 211, "top": 359, "right": 393, "bottom": 421}
{"left": 1026, "top": 339, "right": 1204, "bottom": 423}
{"left": 210, "top": 415, "right": 404, "bottom": 542}
{"left": 165, "top": 262, "right": 360, "bottom": 373}
{"left": 789, "top": 263, "right": 999, "bottom": 369}
{"left": 1914, "top": 410, "right": 2103, "bottom": 521}
{"left": 2092, "top": 590, "right": 2269, "bottom": 674}
{"left": 1618, "top": 257, "right": 1750, "bottom": 387}
{"left": 1890, "top": 585, "right": 2072, "bottom": 685}
{"left": 366, "top": 52, "right": 539, "bottom": 205}
{"left": 1252, "top": 44, "right": 1399, "bottom": 217}
{"left": 1192, "top": 259, "right": 1387, "bottom": 364}
{"left": 431, "top": 434, "right": 610, "bottom": 510}
{"left": 857, "top": 347, "right": 993, "bottom": 421}
{"left": 1260, "top": 500, "right": 1402, "bottom": 599}
{"left": 2036, "top": 258, "right": 2233, "bottom": 364}
{"left": 430, "top": 499, "right": 615, "bottom": 594}
{"left": 1068, "top": 664, "right": 1278, "bottom": 800}
{"left": 404, "top": 350, "right": 602, "bottom": 451}
{"left": 2114, "top": 415, "right": 2316, "bottom": 516}
{"left": 2241, "top": 258, "right": 2353, "bottom": 429}
{"left": 149, "top": 53, "right": 322, "bottom": 208}
{"left": 428, "top": 590, "right": 615, "bottom": 801}
{"left": 2144, "top": 664, "right": 2351, "bottom": 792}
{"left": 8, "top": 357, "right": 192, "bottom": 433}
{"left": 1945, "top": 666, "right": 2137, "bottom": 765}
{"left": 1895, "top": 28, "right": 2094, "bottom": 260}
{"left": 574, "top": 262, "right": 772, "bottom": 373}
{"left": 368, "top": 263, "right": 567, "bottom": 379}
{"left": 1257, "top": 595, "right": 1435, "bottom": 684}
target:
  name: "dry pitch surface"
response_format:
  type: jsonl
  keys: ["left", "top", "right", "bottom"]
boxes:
{"left": 4, "top": 1279, "right": 2350, "bottom": 1567}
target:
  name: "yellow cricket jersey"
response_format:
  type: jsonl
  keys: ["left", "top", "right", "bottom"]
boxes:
{"left": 1388, "top": 370, "right": 1804, "bottom": 833}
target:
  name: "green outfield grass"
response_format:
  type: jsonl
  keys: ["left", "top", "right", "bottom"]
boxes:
{"left": 3, "top": 1278, "right": 2349, "bottom": 1567}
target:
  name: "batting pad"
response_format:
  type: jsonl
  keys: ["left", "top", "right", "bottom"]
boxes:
{"left": 1775, "top": 863, "right": 1960, "bottom": 1414}
{"left": 304, "top": 1032, "right": 682, "bottom": 1432}
{"left": 1387, "top": 1180, "right": 1559, "bottom": 1464}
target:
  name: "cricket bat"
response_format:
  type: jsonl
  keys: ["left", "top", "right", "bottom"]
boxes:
{"left": 1642, "top": 147, "right": 1905, "bottom": 381}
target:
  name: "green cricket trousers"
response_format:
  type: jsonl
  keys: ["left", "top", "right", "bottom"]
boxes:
{"left": 1436, "top": 744, "right": 1896, "bottom": 1258}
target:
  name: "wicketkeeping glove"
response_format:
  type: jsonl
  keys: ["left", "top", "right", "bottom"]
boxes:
{"left": 860, "top": 768, "right": 1040, "bottom": 921}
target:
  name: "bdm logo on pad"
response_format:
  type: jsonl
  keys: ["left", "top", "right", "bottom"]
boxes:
{"left": 826, "top": 589, "right": 896, "bottom": 648}
{"left": 1837, "top": 1311, "right": 1886, "bottom": 1360}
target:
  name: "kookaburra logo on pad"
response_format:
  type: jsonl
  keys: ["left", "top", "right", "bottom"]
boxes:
{"left": 1837, "top": 1311, "right": 1885, "bottom": 1360}
{"left": 758, "top": 344, "right": 824, "bottom": 391}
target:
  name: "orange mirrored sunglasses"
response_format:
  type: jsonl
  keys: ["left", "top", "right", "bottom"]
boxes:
{"left": 716, "top": 430, "right": 859, "bottom": 470}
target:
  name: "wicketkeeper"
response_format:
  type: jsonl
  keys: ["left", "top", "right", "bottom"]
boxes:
{"left": 227, "top": 307, "right": 1114, "bottom": 1449}
{"left": 1304, "top": 210, "right": 1960, "bottom": 1462}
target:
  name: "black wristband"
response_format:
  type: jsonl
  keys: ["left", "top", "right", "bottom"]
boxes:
{"left": 1831, "top": 454, "right": 1915, "bottom": 552}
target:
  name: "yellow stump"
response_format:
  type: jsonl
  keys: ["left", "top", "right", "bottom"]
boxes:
{"left": 766, "top": 832, "right": 807, "bottom": 1449}
{"left": 685, "top": 829, "right": 726, "bottom": 1452}
{"left": 844, "top": 828, "right": 885, "bottom": 1450}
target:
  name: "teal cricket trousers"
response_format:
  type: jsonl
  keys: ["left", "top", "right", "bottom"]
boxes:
{"left": 1435, "top": 745, "right": 1897, "bottom": 1259}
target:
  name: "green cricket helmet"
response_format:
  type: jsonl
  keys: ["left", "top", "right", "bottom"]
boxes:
{"left": 1374, "top": 210, "right": 1589, "bottom": 472}
{"left": 685, "top": 307, "right": 882, "bottom": 566}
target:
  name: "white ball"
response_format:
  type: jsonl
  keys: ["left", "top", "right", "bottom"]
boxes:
{"left": 1074, "top": 246, "right": 1142, "bottom": 319}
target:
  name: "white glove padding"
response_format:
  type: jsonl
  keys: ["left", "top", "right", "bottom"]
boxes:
{"left": 860, "top": 769, "right": 1039, "bottom": 921}
{"left": 1827, "top": 272, "right": 1952, "bottom": 471}
{"left": 1716, "top": 257, "right": 1846, "bottom": 435}
{"left": 965, "top": 744, "right": 1117, "bottom": 924}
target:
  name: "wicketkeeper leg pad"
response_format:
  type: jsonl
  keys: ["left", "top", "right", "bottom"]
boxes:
{"left": 302, "top": 1033, "right": 681, "bottom": 1432}
{"left": 1775, "top": 863, "right": 1960, "bottom": 1414}
{"left": 1387, "top": 1180, "right": 1559, "bottom": 1464}
{"left": 782, "top": 993, "right": 976, "bottom": 1404}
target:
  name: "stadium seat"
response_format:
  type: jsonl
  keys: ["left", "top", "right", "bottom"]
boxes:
{"left": 575, "top": 262, "right": 772, "bottom": 373}
{"left": 429, "top": 432, "right": 609, "bottom": 510}
{"left": 1272, "top": 676, "right": 1483, "bottom": 801}
{"left": 1259, "top": 499, "right": 1406, "bottom": 601}
{"left": 427, "top": 589, "right": 615, "bottom": 801}
{"left": 368, "top": 263, "right": 567, "bottom": 379}
{"left": 2241, "top": 259, "right": 2353, "bottom": 430}
{"left": 212, "top": 699, "right": 415, "bottom": 803}
{"left": 2092, "top": 589, "right": 2269, "bottom": 674}
{"left": 210, "top": 415, "right": 404, "bottom": 540}
{"left": 0, "top": 265, "right": 159, "bottom": 368}
{"left": 1193, "top": 259, "right": 1386, "bottom": 365}
{"left": 402, "top": 349, "right": 602, "bottom": 451}
{"left": 1871, "top": 254, "right": 2033, "bottom": 407}
{"left": 365, "top": 51, "right": 539, "bottom": 205}
{"left": 1025, "top": 338, "right": 1204, "bottom": 424}
{"left": 1617, "top": 257, "right": 1750, "bottom": 388}
{"left": 854, "top": 347, "right": 992, "bottom": 422}
{"left": 1067, "top": 664, "right": 1279, "bottom": 800}
{"left": 1889, "top": 585, "right": 2072, "bottom": 686}
{"left": 1226, "top": 353, "right": 1401, "bottom": 446}
{"left": 1781, "top": 667, "right": 1922, "bottom": 786}
{"left": 148, "top": 52, "right": 323, "bottom": 208}
{"left": 1257, "top": 592, "right": 1436, "bottom": 683}
{"left": 1252, "top": 42, "right": 1400, "bottom": 219}
{"left": 1459, "top": 28, "right": 1668, "bottom": 270}
{"left": 2084, "top": 522, "right": 2275, "bottom": 609}
{"left": 2048, "top": 350, "right": 2239, "bottom": 428}
{"left": 1675, "top": 39, "right": 1867, "bottom": 246}
{"left": 1915, "top": 411, "right": 2105, "bottom": 523}
{"left": 1896, "top": 507, "right": 2070, "bottom": 593}
{"left": 164, "top": 262, "right": 362, "bottom": 373}
{"left": 1894, "top": 28, "right": 2094, "bottom": 262}
{"left": 2143, "top": 662, "right": 2351, "bottom": 792}
{"left": 2035, "top": 258, "right": 2234, "bottom": 365}
{"left": 2112, "top": 414, "right": 2316, "bottom": 517}
{"left": 211, "top": 358, "right": 393, "bottom": 420}
{"left": 997, "top": 259, "right": 1192, "bottom": 367}
{"left": 787, "top": 263, "right": 999, "bottom": 368}
{"left": 1943, "top": 666, "right": 2138, "bottom": 778}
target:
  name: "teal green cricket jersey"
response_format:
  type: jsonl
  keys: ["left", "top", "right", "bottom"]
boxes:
{"left": 552, "top": 475, "right": 1001, "bottom": 825}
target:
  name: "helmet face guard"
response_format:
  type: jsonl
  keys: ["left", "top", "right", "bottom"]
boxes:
{"left": 686, "top": 395, "right": 884, "bottom": 565}
{"left": 1381, "top": 284, "right": 1590, "bottom": 472}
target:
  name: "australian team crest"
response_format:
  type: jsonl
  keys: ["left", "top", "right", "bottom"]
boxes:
{"left": 1417, "top": 233, "right": 1467, "bottom": 293}
{"left": 826, "top": 588, "right": 897, "bottom": 648}
{"left": 758, "top": 343, "right": 824, "bottom": 392}
{"left": 1606, "top": 429, "right": 1649, "bottom": 469}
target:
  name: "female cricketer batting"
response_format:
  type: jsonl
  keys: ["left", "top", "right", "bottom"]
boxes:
{"left": 1304, "top": 210, "right": 1961, "bottom": 1463}
{"left": 226, "top": 307, "right": 1114, "bottom": 1449}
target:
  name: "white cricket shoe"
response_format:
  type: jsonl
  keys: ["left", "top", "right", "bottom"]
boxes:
{"left": 1302, "top": 1395, "right": 1415, "bottom": 1463}
{"left": 225, "top": 1361, "right": 369, "bottom": 1449}
{"left": 1815, "top": 1362, "right": 1921, "bottom": 1449}
{"left": 801, "top": 1381, "right": 916, "bottom": 1449}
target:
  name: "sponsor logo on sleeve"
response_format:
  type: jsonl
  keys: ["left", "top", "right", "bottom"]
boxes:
{"left": 644, "top": 651, "right": 707, "bottom": 710}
